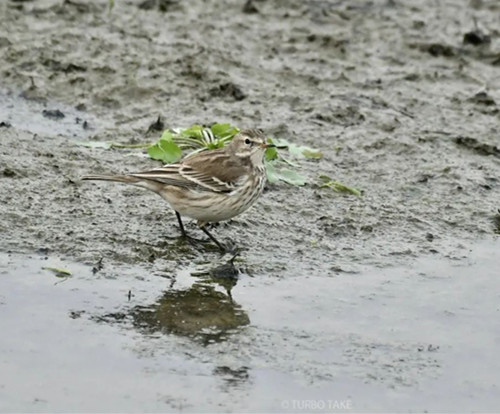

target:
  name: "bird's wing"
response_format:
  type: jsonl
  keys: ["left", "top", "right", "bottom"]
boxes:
{"left": 181, "top": 150, "right": 251, "bottom": 192}
{"left": 128, "top": 156, "right": 247, "bottom": 193}
{"left": 175, "top": 165, "right": 235, "bottom": 192}
{"left": 127, "top": 164, "right": 200, "bottom": 189}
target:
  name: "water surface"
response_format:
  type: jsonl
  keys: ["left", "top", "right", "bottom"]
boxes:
{"left": 1, "top": 239, "right": 498, "bottom": 412}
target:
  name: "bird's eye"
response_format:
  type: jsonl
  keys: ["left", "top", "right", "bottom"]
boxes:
{"left": 244, "top": 138, "right": 251, "bottom": 145}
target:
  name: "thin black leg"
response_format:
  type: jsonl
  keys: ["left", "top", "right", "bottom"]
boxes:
{"left": 199, "top": 225, "right": 226, "bottom": 252}
{"left": 175, "top": 211, "right": 186, "bottom": 237}
{"left": 175, "top": 212, "right": 205, "bottom": 247}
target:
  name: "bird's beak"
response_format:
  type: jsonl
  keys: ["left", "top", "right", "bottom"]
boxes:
{"left": 261, "top": 143, "right": 276, "bottom": 149}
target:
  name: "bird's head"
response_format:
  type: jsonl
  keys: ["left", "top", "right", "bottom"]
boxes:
{"left": 229, "top": 129, "right": 275, "bottom": 166}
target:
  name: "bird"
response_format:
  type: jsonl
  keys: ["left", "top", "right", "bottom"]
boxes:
{"left": 82, "top": 129, "right": 275, "bottom": 251}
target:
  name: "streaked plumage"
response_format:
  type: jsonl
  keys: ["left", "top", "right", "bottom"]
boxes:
{"left": 82, "top": 129, "right": 273, "bottom": 251}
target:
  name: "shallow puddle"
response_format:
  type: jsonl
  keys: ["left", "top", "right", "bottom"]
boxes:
{"left": 0, "top": 239, "right": 499, "bottom": 412}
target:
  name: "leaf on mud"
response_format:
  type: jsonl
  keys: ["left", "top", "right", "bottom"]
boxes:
{"left": 301, "top": 148, "right": 323, "bottom": 159}
{"left": 319, "top": 174, "right": 361, "bottom": 196}
{"left": 180, "top": 125, "right": 204, "bottom": 140}
{"left": 75, "top": 141, "right": 112, "bottom": 149}
{"left": 160, "top": 130, "right": 176, "bottom": 141}
{"left": 278, "top": 168, "right": 307, "bottom": 186}
{"left": 272, "top": 138, "right": 323, "bottom": 159}
{"left": 265, "top": 138, "right": 278, "bottom": 161}
{"left": 42, "top": 266, "right": 72, "bottom": 278}
{"left": 210, "top": 123, "right": 239, "bottom": 140}
{"left": 160, "top": 124, "right": 240, "bottom": 152}
{"left": 265, "top": 161, "right": 279, "bottom": 184}
{"left": 266, "top": 162, "right": 307, "bottom": 186}
{"left": 147, "top": 139, "right": 182, "bottom": 163}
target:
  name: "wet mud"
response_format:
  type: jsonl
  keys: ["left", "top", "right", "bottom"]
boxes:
{"left": 1, "top": 0, "right": 500, "bottom": 411}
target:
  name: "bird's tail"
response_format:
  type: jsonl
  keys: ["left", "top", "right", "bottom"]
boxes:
{"left": 81, "top": 174, "right": 141, "bottom": 184}
{"left": 81, "top": 174, "right": 167, "bottom": 195}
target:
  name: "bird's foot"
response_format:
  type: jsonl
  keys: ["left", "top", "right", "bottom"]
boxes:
{"left": 199, "top": 239, "right": 238, "bottom": 254}
{"left": 175, "top": 223, "right": 239, "bottom": 254}
{"left": 179, "top": 234, "right": 207, "bottom": 247}
{"left": 220, "top": 241, "right": 240, "bottom": 255}
{"left": 178, "top": 233, "right": 234, "bottom": 253}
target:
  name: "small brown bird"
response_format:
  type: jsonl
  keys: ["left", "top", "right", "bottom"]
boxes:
{"left": 82, "top": 129, "right": 274, "bottom": 251}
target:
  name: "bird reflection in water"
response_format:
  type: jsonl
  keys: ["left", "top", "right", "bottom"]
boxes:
{"left": 130, "top": 256, "right": 249, "bottom": 344}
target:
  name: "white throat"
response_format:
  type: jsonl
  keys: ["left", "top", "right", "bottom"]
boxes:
{"left": 234, "top": 148, "right": 265, "bottom": 167}
{"left": 250, "top": 149, "right": 265, "bottom": 167}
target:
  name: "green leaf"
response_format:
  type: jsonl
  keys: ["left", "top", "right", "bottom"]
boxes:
{"left": 205, "top": 141, "right": 225, "bottom": 150}
{"left": 75, "top": 141, "right": 112, "bottom": 149}
{"left": 272, "top": 138, "right": 323, "bottom": 159}
{"left": 76, "top": 140, "right": 151, "bottom": 149}
{"left": 160, "top": 130, "right": 176, "bottom": 141}
{"left": 319, "top": 174, "right": 361, "bottom": 196}
{"left": 210, "top": 123, "right": 239, "bottom": 140}
{"left": 280, "top": 156, "right": 299, "bottom": 168}
{"left": 265, "top": 161, "right": 279, "bottom": 183}
{"left": 43, "top": 266, "right": 72, "bottom": 278}
{"left": 181, "top": 125, "right": 204, "bottom": 139}
{"left": 265, "top": 162, "right": 307, "bottom": 186}
{"left": 147, "top": 139, "right": 182, "bottom": 163}
{"left": 265, "top": 144, "right": 278, "bottom": 161}
{"left": 276, "top": 168, "right": 307, "bottom": 186}
{"left": 301, "top": 148, "right": 323, "bottom": 158}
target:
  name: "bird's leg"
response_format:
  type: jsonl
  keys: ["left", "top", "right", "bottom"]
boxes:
{"left": 175, "top": 211, "right": 187, "bottom": 237}
{"left": 175, "top": 211, "right": 205, "bottom": 246}
{"left": 198, "top": 222, "right": 227, "bottom": 252}
{"left": 175, "top": 214, "right": 231, "bottom": 252}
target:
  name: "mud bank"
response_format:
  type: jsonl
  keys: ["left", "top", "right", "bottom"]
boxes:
{"left": 1, "top": 0, "right": 500, "bottom": 270}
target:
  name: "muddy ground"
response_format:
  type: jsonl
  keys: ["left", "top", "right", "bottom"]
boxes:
{"left": 1, "top": 0, "right": 500, "bottom": 412}
{"left": 1, "top": 0, "right": 500, "bottom": 267}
